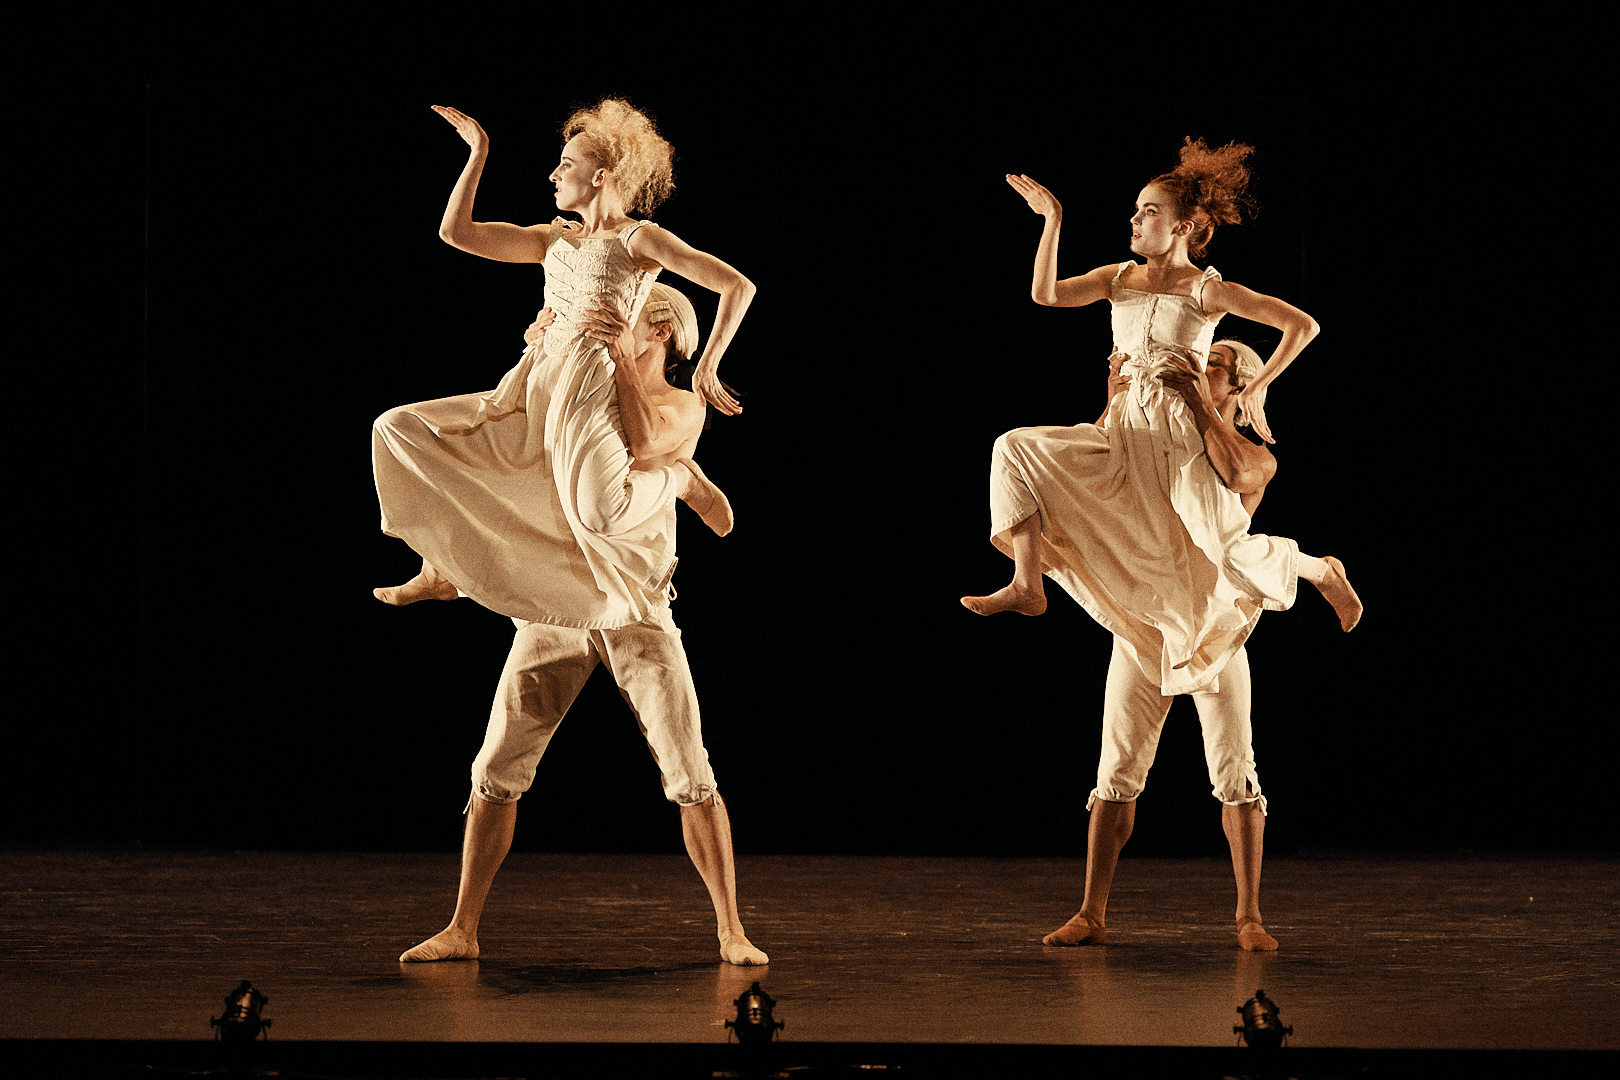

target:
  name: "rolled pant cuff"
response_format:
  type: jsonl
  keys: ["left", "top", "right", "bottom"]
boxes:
{"left": 468, "top": 786, "right": 522, "bottom": 811}
{"left": 1086, "top": 788, "right": 1140, "bottom": 812}
{"left": 1218, "top": 791, "right": 1268, "bottom": 816}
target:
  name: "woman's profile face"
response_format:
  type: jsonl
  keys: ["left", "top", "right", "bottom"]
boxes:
{"left": 1128, "top": 184, "right": 1185, "bottom": 256}
{"left": 548, "top": 135, "right": 601, "bottom": 211}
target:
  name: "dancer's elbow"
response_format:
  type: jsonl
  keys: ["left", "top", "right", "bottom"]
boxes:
{"left": 1227, "top": 467, "right": 1263, "bottom": 495}
{"left": 1229, "top": 455, "right": 1277, "bottom": 495}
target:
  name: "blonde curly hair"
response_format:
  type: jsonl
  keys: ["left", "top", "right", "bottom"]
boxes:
{"left": 561, "top": 97, "right": 675, "bottom": 216}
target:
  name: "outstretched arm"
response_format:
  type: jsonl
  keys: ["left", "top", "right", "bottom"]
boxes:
{"left": 626, "top": 226, "right": 755, "bottom": 416}
{"left": 431, "top": 106, "right": 550, "bottom": 264}
{"left": 1203, "top": 280, "right": 1320, "bottom": 444}
{"left": 1007, "top": 175, "right": 1116, "bottom": 307}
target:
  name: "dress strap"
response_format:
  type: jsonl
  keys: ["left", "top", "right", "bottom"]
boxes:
{"left": 1193, "top": 264, "right": 1222, "bottom": 312}
{"left": 546, "top": 217, "right": 578, "bottom": 250}
{"left": 1113, "top": 261, "right": 1133, "bottom": 282}
{"left": 619, "top": 219, "right": 658, "bottom": 246}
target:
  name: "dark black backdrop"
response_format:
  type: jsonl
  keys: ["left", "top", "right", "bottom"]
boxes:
{"left": 16, "top": 19, "right": 1606, "bottom": 860}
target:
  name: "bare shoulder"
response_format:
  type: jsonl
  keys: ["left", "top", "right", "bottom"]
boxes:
{"left": 1084, "top": 261, "right": 1128, "bottom": 283}
{"left": 1202, "top": 277, "right": 1285, "bottom": 319}
{"left": 659, "top": 383, "right": 707, "bottom": 434}
{"left": 1201, "top": 272, "right": 1236, "bottom": 304}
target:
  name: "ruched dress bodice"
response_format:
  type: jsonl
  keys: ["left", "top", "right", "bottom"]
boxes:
{"left": 1110, "top": 263, "right": 1220, "bottom": 417}
{"left": 537, "top": 222, "right": 661, "bottom": 361}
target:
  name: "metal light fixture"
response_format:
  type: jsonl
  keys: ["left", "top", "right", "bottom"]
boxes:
{"left": 211, "top": 980, "right": 272, "bottom": 1042}
{"left": 1234, "top": 987, "right": 1291, "bottom": 1049}
{"left": 725, "top": 981, "right": 784, "bottom": 1045}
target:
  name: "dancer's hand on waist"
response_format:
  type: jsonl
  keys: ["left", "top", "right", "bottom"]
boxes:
{"left": 1106, "top": 350, "right": 1133, "bottom": 402}
{"left": 523, "top": 307, "right": 556, "bottom": 345}
{"left": 1156, "top": 349, "right": 1216, "bottom": 417}
{"left": 580, "top": 300, "right": 637, "bottom": 362}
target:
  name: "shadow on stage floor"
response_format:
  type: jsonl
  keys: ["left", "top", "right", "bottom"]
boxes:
{"left": 2, "top": 851, "right": 1615, "bottom": 1077}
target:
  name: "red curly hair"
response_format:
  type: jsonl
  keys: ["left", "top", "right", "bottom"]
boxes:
{"left": 1149, "top": 137, "right": 1257, "bottom": 259}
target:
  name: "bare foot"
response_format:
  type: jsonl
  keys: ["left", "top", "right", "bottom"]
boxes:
{"left": 400, "top": 926, "right": 479, "bottom": 962}
{"left": 1315, "top": 556, "right": 1362, "bottom": 632}
{"left": 719, "top": 931, "right": 768, "bottom": 966}
{"left": 374, "top": 573, "right": 458, "bottom": 606}
{"left": 1042, "top": 912, "right": 1106, "bottom": 946}
{"left": 1237, "top": 921, "right": 1279, "bottom": 951}
{"left": 678, "top": 458, "right": 734, "bottom": 537}
{"left": 961, "top": 583, "right": 1047, "bottom": 617}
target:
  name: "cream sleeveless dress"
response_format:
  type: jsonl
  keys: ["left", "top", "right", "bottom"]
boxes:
{"left": 372, "top": 219, "right": 680, "bottom": 629}
{"left": 987, "top": 262, "right": 1298, "bottom": 695}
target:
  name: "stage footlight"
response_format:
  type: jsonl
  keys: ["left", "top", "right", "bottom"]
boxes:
{"left": 725, "top": 981, "right": 784, "bottom": 1044}
{"left": 1234, "top": 988, "right": 1291, "bottom": 1049}
{"left": 211, "top": 980, "right": 271, "bottom": 1042}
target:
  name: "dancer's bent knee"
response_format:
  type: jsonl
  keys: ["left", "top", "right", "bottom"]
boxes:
{"left": 575, "top": 465, "right": 676, "bottom": 537}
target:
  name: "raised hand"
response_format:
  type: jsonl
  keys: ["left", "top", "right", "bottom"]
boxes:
{"left": 522, "top": 307, "right": 556, "bottom": 346}
{"left": 431, "top": 105, "right": 489, "bottom": 154}
{"left": 1006, "top": 174, "right": 1062, "bottom": 218}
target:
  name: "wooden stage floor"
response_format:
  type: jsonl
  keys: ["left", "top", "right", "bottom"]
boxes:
{"left": 1, "top": 851, "right": 1615, "bottom": 1074}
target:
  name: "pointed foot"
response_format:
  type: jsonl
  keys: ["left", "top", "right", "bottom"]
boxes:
{"left": 719, "top": 931, "right": 768, "bottom": 966}
{"left": 1042, "top": 913, "right": 1106, "bottom": 946}
{"left": 374, "top": 573, "right": 458, "bottom": 606}
{"left": 679, "top": 458, "right": 734, "bottom": 537}
{"left": 1237, "top": 921, "right": 1279, "bottom": 951}
{"left": 399, "top": 928, "right": 479, "bottom": 962}
{"left": 961, "top": 583, "right": 1047, "bottom": 617}
{"left": 1318, "top": 556, "right": 1362, "bottom": 632}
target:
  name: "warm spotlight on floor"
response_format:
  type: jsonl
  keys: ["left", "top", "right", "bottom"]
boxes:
{"left": 726, "top": 981, "right": 784, "bottom": 1044}
{"left": 1234, "top": 987, "right": 1291, "bottom": 1049}
{"left": 211, "top": 980, "right": 271, "bottom": 1042}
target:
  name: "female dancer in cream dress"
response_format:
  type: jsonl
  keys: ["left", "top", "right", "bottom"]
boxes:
{"left": 373, "top": 100, "right": 752, "bottom": 625}
{"left": 962, "top": 139, "right": 1360, "bottom": 697}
